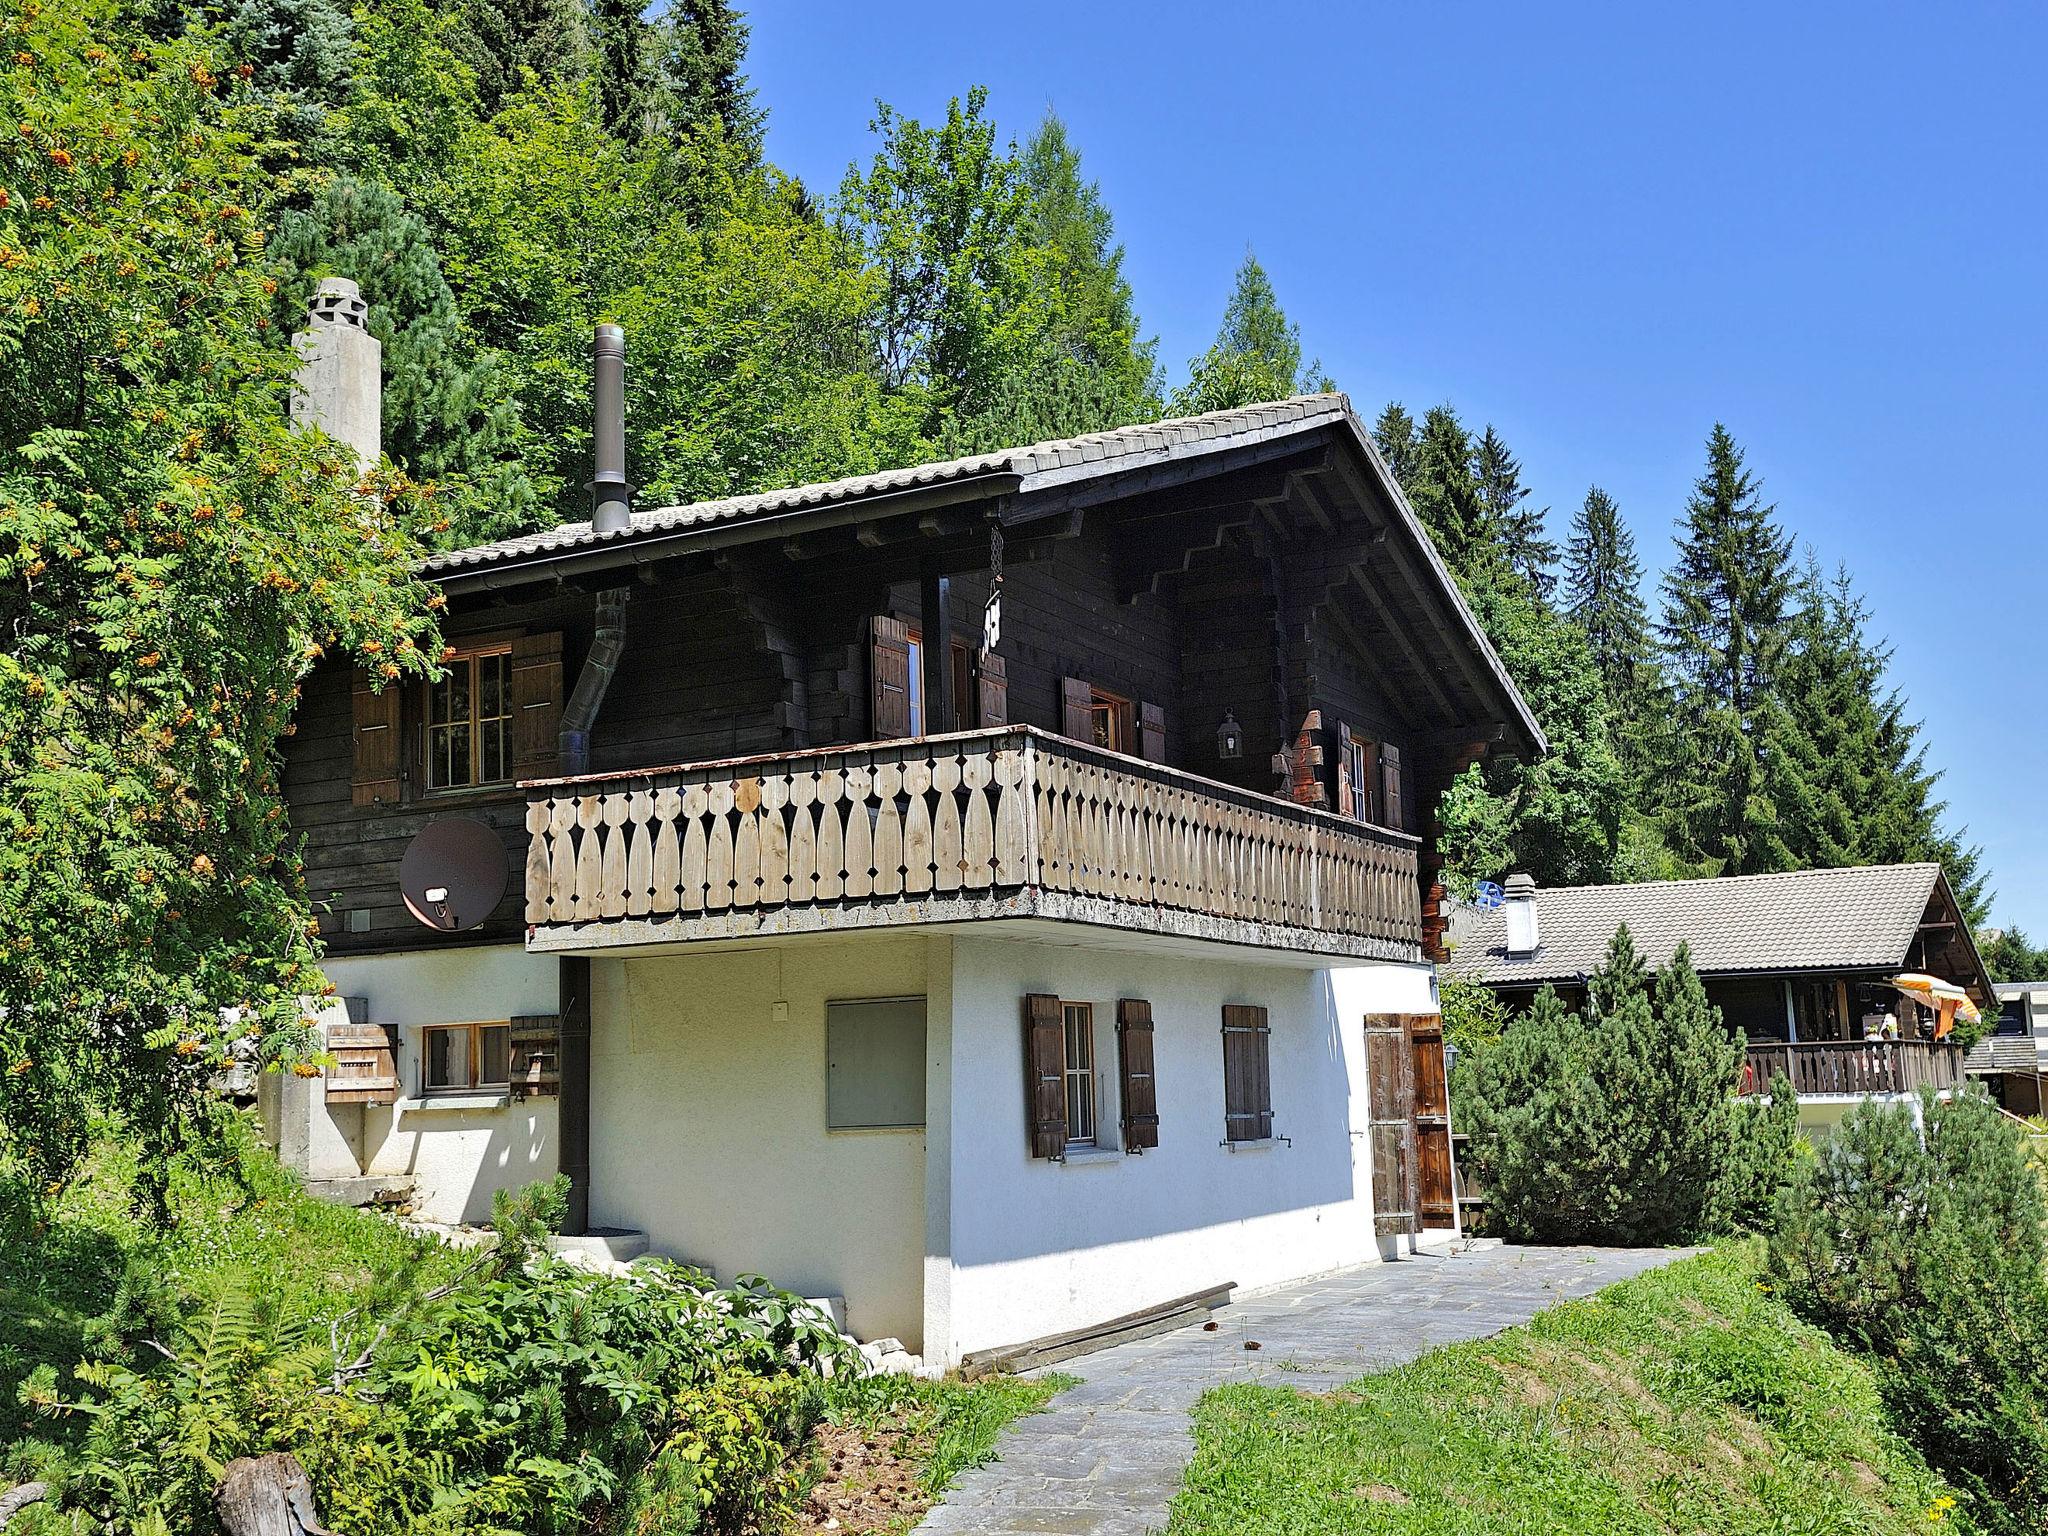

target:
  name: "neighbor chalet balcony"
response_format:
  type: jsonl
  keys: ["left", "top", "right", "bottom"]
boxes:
{"left": 1741, "top": 1039, "right": 1963, "bottom": 1100}
{"left": 520, "top": 725, "right": 1423, "bottom": 961}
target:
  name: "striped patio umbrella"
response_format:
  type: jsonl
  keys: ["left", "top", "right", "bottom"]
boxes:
{"left": 1889, "top": 973, "right": 1979, "bottom": 1037}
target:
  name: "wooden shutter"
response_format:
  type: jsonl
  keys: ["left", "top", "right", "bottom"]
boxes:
{"left": 1060, "top": 675, "right": 1094, "bottom": 742}
{"left": 1410, "top": 1014, "right": 1456, "bottom": 1228}
{"left": 1138, "top": 701, "right": 1166, "bottom": 763}
{"left": 510, "top": 630, "right": 564, "bottom": 780}
{"left": 1381, "top": 742, "right": 1404, "bottom": 831}
{"left": 509, "top": 1014, "right": 560, "bottom": 1099}
{"left": 976, "top": 651, "right": 1009, "bottom": 727}
{"left": 1336, "top": 722, "right": 1356, "bottom": 818}
{"left": 325, "top": 1022, "right": 399, "bottom": 1105}
{"left": 1022, "top": 992, "right": 1067, "bottom": 1159}
{"left": 351, "top": 667, "right": 402, "bottom": 807}
{"left": 1117, "top": 999, "right": 1160, "bottom": 1151}
{"left": 1365, "top": 1013, "right": 1415, "bottom": 1235}
{"left": 870, "top": 616, "right": 912, "bottom": 739}
{"left": 1221, "top": 1004, "right": 1273, "bottom": 1142}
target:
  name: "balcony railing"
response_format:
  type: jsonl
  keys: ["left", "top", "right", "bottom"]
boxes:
{"left": 1742, "top": 1040, "right": 1963, "bottom": 1099}
{"left": 521, "top": 725, "right": 1422, "bottom": 959}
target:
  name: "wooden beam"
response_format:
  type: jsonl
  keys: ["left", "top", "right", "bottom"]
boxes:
{"left": 921, "top": 561, "right": 955, "bottom": 733}
{"left": 1319, "top": 597, "right": 1426, "bottom": 731}
{"left": 1345, "top": 562, "right": 1461, "bottom": 720}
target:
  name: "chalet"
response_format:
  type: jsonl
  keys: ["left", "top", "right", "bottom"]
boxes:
{"left": 270, "top": 286, "right": 1543, "bottom": 1368}
{"left": 1443, "top": 864, "right": 1996, "bottom": 1137}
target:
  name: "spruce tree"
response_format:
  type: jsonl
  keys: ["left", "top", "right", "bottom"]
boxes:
{"left": 1171, "top": 249, "right": 1330, "bottom": 412}
{"left": 1657, "top": 425, "right": 1799, "bottom": 874}
{"left": 1371, "top": 401, "right": 1419, "bottom": 487}
{"left": 1402, "top": 404, "right": 1500, "bottom": 583}
{"left": 1017, "top": 112, "right": 1152, "bottom": 387}
{"left": 1564, "top": 485, "right": 1662, "bottom": 783}
{"left": 1475, "top": 424, "right": 1556, "bottom": 599}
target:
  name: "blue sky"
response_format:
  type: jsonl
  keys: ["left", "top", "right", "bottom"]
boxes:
{"left": 748, "top": 3, "right": 2046, "bottom": 935}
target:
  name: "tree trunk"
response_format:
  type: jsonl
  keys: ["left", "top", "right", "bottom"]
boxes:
{"left": 215, "top": 1455, "right": 335, "bottom": 1536}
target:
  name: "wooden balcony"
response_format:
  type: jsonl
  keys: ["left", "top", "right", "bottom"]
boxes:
{"left": 521, "top": 725, "right": 1423, "bottom": 960}
{"left": 1741, "top": 1040, "right": 1963, "bottom": 1100}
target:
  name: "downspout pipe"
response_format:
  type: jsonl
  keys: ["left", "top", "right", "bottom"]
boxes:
{"left": 557, "top": 323, "right": 636, "bottom": 1236}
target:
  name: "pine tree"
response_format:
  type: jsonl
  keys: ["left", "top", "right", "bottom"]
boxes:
{"left": 645, "top": 0, "right": 763, "bottom": 153}
{"left": 1657, "top": 425, "right": 1799, "bottom": 874}
{"left": 1475, "top": 424, "right": 1556, "bottom": 599}
{"left": 1371, "top": 401, "right": 1419, "bottom": 487}
{"left": 1171, "top": 250, "right": 1329, "bottom": 412}
{"left": 1402, "top": 404, "right": 1501, "bottom": 582}
{"left": 1564, "top": 487, "right": 1651, "bottom": 698}
{"left": 447, "top": 0, "right": 593, "bottom": 117}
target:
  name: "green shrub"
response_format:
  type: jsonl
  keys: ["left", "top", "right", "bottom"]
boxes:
{"left": 1770, "top": 1088, "right": 2048, "bottom": 1533}
{"left": 1459, "top": 926, "right": 1749, "bottom": 1245}
{"left": 1713, "top": 1072, "right": 1802, "bottom": 1231}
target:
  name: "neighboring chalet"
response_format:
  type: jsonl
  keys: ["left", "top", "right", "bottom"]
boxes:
{"left": 1444, "top": 864, "right": 1997, "bottom": 1136}
{"left": 271, "top": 293, "right": 1543, "bottom": 1368}
{"left": 1964, "top": 982, "right": 2048, "bottom": 1117}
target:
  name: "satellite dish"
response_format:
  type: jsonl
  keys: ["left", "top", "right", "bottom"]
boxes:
{"left": 1474, "top": 879, "right": 1506, "bottom": 910}
{"left": 400, "top": 817, "right": 508, "bottom": 932}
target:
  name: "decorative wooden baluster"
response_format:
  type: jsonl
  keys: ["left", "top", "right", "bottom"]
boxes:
{"left": 842, "top": 765, "right": 874, "bottom": 900}
{"left": 624, "top": 788, "right": 654, "bottom": 917}
{"left": 901, "top": 756, "right": 935, "bottom": 895}
{"left": 759, "top": 773, "right": 790, "bottom": 908}
{"left": 547, "top": 796, "right": 577, "bottom": 920}
{"left": 871, "top": 759, "right": 905, "bottom": 897}
{"left": 572, "top": 796, "right": 604, "bottom": 923}
{"left": 931, "top": 752, "right": 964, "bottom": 893}
{"left": 956, "top": 751, "right": 989, "bottom": 889}
{"left": 815, "top": 767, "right": 847, "bottom": 901}
{"left": 704, "top": 780, "right": 736, "bottom": 912}
{"left": 525, "top": 799, "right": 554, "bottom": 924}
{"left": 991, "top": 747, "right": 1026, "bottom": 886}
{"left": 1034, "top": 751, "right": 1065, "bottom": 889}
{"left": 652, "top": 784, "right": 682, "bottom": 915}
{"left": 731, "top": 776, "right": 762, "bottom": 909}
{"left": 787, "top": 769, "right": 817, "bottom": 904}
{"left": 679, "top": 782, "right": 709, "bottom": 912}
{"left": 599, "top": 793, "right": 630, "bottom": 920}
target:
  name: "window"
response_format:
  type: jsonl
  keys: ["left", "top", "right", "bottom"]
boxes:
{"left": 1063, "top": 1002, "right": 1097, "bottom": 1146}
{"left": 1344, "top": 735, "right": 1373, "bottom": 822}
{"left": 426, "top": 643, "right": 513, "bottom": 790}
{"left": 1221, "top": 1005, "right": 1273, "bottom": 1142}
{"left": 421, "top": 1022, "right": 511, "bottom": 1094}
{"left": 826, "top": 998, "right": 927, "bottom": 1129}
{"left": 1088, "top": 689, "right": 1133, "bottom": 753}
{"left": 905, "top": 630, "right": 974, "bottom": 737}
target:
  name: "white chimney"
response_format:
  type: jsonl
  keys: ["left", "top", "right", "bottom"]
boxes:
{"left": 1503, "top": 871, "right": 1540, "bottom": 957}
{"left": 290, "top": 277, "right": 380, "bottom": 471}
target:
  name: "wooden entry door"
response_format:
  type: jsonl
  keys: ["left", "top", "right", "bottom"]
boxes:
{"left": 1364, "top": 1013, "right": 1458, "bottom": 1236}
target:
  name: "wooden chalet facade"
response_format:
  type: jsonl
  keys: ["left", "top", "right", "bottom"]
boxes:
{"left": 274, "top": 312, "right": 1542, "bottom": 1368}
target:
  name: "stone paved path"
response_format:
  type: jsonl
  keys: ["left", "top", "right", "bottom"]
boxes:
{"left": 915, "top": 1244, "right": 1687, "bottom": 1536}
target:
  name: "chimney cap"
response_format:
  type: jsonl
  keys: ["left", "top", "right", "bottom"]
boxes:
{"left": 1504, "top": 872, "right": 1536, "bottom": 898}
{"left": 308, "top": 276, "right": 369, "bottom": 331}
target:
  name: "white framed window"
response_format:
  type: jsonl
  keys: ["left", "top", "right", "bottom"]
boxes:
{"left": 1063, "top": 1001, "right": 1097, "bottom": 1147}
{"left": 421, "top": 1021, "right": 511, "bottom": 1094}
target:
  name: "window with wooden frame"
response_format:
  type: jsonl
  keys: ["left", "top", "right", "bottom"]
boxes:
{"left": 420, "top": 1021, "right": 511, "bottom": 1095}
{"left": 1336, "top": 723, "right": 1382, "bottom": 826}
{"left": 426, "top": 642, "right": 514, "bottom": 791}
{"left": 1221, "top": 1004, "right": 1273, "bottom": 1142}
{"left": 905, "top": 628, "right": 975, "bottom": 737}
{"left": 1062, "top": 1002, "right": 1097, "bottom": 1147}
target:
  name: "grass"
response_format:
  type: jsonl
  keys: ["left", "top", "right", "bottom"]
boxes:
{"left": 1167, "top": 1245, "right": 1969, "bottom": 1535}
{"left": 802, "top": 1371, "right": 1073, "bottom": 1532}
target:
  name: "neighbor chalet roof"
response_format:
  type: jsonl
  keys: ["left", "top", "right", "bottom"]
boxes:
{"left": 1443, "top": 863, "right": 1993, "bottom": 1002}
{"left": 420, "top": 394, "right": 1546, "bottom": 756}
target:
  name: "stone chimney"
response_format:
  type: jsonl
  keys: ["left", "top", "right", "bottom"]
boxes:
{"left": 290, "top": 277, "right": 380, "bottom": 470}
{"left": 1503, "top": 872, "right": 1540, "bottom": 957}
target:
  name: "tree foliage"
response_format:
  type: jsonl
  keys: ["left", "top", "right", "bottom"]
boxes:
{"left": 1171, "top": 250, "right": 1329, "bottom": 414}
{"left": 0, "top": 0, "right": 437, "bottom": 1197}
{"left": 1458, "top": 928, "right": 1757, "bottom": 1245}
{"left": 1771, "top": 1089, "right": 2048, "bottom": 1534}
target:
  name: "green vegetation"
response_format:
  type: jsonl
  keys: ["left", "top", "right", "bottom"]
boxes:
{"left": 1167, "top": 1246, "right": 1968, "bottom": 1535}
{"left": 1, "top": 1122, "right": 862, "bottom": 1534}
{"left": 1772, "top": 1090, "right": 2048, "bottom": 1533}
{"left": 1456, "top": 926, "right": 1797, "bottom": 1245}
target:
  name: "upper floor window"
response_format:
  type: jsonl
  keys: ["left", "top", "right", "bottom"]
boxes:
{"left": 427, "top": 643, "right": 513, "bottom": 790}
{"left": 1088, "top": 688, "right": 1133, "bottom": 753}
{"left": 906, "top": 628, "right": 974, "bottom": 737}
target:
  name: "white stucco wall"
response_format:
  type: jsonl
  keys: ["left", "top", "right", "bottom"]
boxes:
{"left": 931, "top": 937, "right": 1437, "bottom": 1365}
{"left": 587, "top": 937, "right": 930, "bottom": 1349}
{"left": 316, "top": 944, "right": 560, "bottom": 1224}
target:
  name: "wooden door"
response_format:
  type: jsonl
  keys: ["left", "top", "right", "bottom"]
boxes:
{"left": 1364, "top": 1015, "right": 1414, "bottom": 1237}
{"left": 1409, "top": 1015, "right": 1457, "bottom": 1229}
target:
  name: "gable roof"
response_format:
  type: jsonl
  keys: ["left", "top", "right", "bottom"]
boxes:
{"left": 420, "top": 394, "right": 1545, "bottom": 755}
{"left": 1443, "top": 864, "right": 1990, "bottom": 1000}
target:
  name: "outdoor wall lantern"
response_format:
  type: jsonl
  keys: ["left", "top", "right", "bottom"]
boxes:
{"left": 1216, "top": 711, "right": 1243, "bottom": 760}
